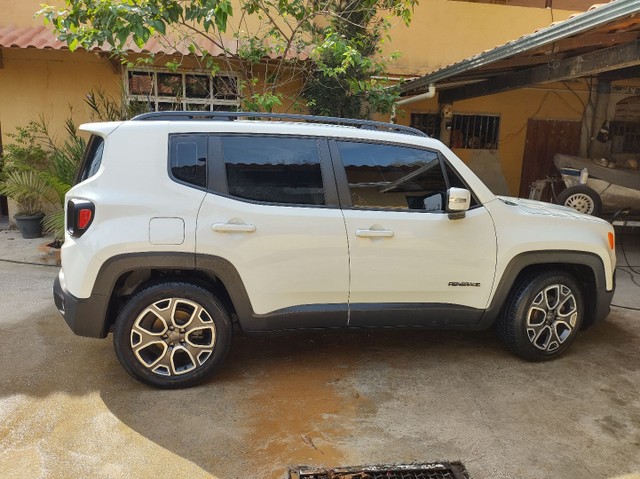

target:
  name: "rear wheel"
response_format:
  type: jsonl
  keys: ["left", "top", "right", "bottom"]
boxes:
{"left": 498, "top": 271, "right": 583, "bottom": 361}
{"left": 557, "top": 185, "right": 602, "bottom": 216}
{"left": 113, "top": 282, "right": 232, "bottom": 388}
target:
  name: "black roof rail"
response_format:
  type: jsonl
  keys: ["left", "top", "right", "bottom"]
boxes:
{"left": 131, "top": 111, "right": 428, "bottom": 137}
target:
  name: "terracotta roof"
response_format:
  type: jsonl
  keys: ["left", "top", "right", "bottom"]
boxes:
{"left": 0, "top": 25, "right": 69, "bottom": 50}
{"left": 0, "top": 24, "right": 306, "bottom": 60}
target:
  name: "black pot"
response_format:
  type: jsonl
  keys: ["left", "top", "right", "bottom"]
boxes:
{"left": 14, "top": 213, "right": 44, "bottom": 239}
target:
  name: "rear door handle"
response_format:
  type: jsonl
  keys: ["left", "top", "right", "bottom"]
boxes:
{"left": 212, "top": 223, "right": 257, "bottom": 233}
{"left": 355, "top": 229, "right": 394, "bottom": 238}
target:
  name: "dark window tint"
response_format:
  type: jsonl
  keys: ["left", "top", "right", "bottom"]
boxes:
{"left": 78, "top": 135, "right": 105, "bottom": 183}
{"left": 337, "top": 141, "right": 447, "bottom": 212}
{"left": 169, "top": 135, "right": 207, "bottom": 188}
{"left": 443, "top": 162, "right": 479, "bottom": 208}
{"left": 222, "top": 136, "right": 325, "bottom": 205}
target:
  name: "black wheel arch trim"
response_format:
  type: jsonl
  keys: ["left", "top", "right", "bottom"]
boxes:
{"left": 55, "top": 249, "right": 613, "bottom": 338}
{"left": 478, "top": 250, "right": 614, "bottom": 330}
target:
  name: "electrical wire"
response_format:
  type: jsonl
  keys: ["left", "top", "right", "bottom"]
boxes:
{"left": 620, "top": 234, "right": 640, "bottom": 275}
{"left": 611, "top": 228, "right": 640, "bottom": 311}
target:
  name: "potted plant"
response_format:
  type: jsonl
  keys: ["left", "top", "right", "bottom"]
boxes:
{"left": 0, "top": 169, "right": 51, "bottom": 238}
{"left": 0, "top": 117, "right": 85, "bottom": 240}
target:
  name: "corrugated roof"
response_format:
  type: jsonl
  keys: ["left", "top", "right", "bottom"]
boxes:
{"left": 0, "top": 24, "right": 306, "bottom": 60}
{"left": 400, "top": 0, "right": 640, "bottom": 95}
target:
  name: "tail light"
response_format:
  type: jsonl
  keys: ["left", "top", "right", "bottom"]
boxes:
{"left": 67, "top": 199, "right": 95, "bottom": 238}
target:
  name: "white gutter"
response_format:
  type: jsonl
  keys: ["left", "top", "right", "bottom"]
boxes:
{"left": 391, "top": 83, "right": 436, "bottom": 123}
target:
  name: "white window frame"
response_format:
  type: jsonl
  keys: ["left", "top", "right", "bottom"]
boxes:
{"left": 125, "top": 68, "right": 240, "bottom": 111}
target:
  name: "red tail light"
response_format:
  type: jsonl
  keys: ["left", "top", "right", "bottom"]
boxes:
{"left": 78, "top": 208, "right": 93, "bottom": 229}
{"left": 67, "top": 200, "right": 95, "bottom": 238}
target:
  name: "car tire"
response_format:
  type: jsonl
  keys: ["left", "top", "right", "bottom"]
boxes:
{"left": 557, "top": 185, "right": 602, "bottom": 216}
{"left": 113, "top": 281, "right": 232, "bottom": 388}
{"left": 498, "top": 270, "right": 584, "bottom": 362}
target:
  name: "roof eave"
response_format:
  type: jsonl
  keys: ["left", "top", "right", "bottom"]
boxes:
{"left": 400, "top": 0, "right": 640, "bottom": 94}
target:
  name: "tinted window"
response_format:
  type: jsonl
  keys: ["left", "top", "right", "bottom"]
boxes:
{"left": 222, "top": 136, "right": 325, "bottom": 205}
{"left": 169, "top": 135, "right": 207, "bottom": 188}
{"left": 443, "top": 162, "right": 479, "bottom": 208}
{"left": 337, "top": 141, "right": 447, "bottom": 212}
{"left": 78, "top": 135, "right": 104, "bottom": 183}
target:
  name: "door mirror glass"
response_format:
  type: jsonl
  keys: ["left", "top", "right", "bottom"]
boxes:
{"left": 447, "top": 187, "right": 471, "bottom": 219}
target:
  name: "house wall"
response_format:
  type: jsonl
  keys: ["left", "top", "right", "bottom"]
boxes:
{"left": 0, "top": 0, "right": 596, "bottom": 217}
{"left": 395, "top": 81, "right": 591, "bottom": 195}
{"left": 0, "top": 49, "right": 121, "bottom": 140}
{"left": 382, "top": 0, "right": 578, "bottom": 77}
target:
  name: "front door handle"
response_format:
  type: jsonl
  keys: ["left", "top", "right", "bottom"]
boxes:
{"left": 212, "top": 223, "right": 257, "bottom": 233}
{"left": 355, "top": 229, "right": 394, "bottom": 238}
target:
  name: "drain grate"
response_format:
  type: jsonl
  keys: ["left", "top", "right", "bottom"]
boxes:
{"left": 290, "top": 461, "right": 471, "bottom": 479}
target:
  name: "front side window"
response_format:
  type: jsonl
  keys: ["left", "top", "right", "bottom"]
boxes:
{"left": 169, "top": 135, "right": 207, "bottom": 188}
{"left": 221, "top": 136, "right": 325, "bottom": 206}
{"left": 337, "top": 141, "right": 448, "bottom": 212}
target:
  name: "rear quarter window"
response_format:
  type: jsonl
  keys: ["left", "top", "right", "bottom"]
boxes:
{"left": 169, "top": 134, "right": 208, "bottom": 188}
{"left": 77, "top": 135, "right": 105, "bottom": 183}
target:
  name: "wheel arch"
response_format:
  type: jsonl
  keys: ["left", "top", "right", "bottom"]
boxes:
{"left": 91, "top": 253, "right": 255, "bottom": 337}
{"left": 480, "top": 250, "right": 610, "bottom": 330}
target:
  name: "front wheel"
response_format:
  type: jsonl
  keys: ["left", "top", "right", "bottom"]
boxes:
{"left": 557, "top": 185, "right": 602, "bottom": 216}
{"left": 113, "top": 282, "right": 232, "bottom": 388}
{"left": 498, "top": 271, "right": 584, "bottom": 361}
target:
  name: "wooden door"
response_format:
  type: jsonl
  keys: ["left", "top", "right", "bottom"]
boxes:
{"left": 519, "top": 119, "right": 581, "bottom": 198}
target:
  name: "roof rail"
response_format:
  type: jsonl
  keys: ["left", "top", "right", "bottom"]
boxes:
{"left": 131, "top": 111, "right": 428, "bottom": 137}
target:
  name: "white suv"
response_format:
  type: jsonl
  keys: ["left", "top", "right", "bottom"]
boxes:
{"left": 53, "top": 112, "right": 616, "bottom": 388}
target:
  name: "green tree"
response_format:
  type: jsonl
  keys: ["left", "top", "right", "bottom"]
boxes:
{"left": 39, "top": 0, "right": 416, "bottom": 116}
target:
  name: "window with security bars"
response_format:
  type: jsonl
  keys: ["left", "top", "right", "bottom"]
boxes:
{"left": 127, "top": 70, "right": 240, "bottom": 112}
{"left": 610, "top": 121, "right": 640, "bottom": 153}
{"left": 411, "top": 113, "right": 500, "bottom": 150}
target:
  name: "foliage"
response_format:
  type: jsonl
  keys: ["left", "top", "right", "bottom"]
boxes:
{"left": 39, "top": 0, "right": 417, "bottom": 117}
{"left": 302, "top": 1, "right": 403, "bottom": 118}
{"left": 0, "top": 170, "right": 56, "bottom": 216}
{"left": 0, "top": 117, "right": 86, "bottom": 239}
{"left": 85, "top": 87, "right": 148, "bottom": 121}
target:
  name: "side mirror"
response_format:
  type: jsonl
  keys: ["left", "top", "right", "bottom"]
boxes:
{"left": 447, "top": 187, "right": 471, "bottom": 219}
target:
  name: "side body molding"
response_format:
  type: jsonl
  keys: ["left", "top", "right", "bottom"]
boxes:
{"left": 74, "top": 250, "right": 612, "bottom": 338}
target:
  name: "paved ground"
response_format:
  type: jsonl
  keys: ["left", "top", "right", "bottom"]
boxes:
{"left": 0, "top": 225, "right": 639, "bottom": 479}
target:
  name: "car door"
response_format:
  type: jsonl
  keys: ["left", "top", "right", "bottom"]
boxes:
{"left": 330, "top": 139, "right": 497, "bottom": 327}
{"left": 195, "top": 134, "right": 349, "bottom": 330}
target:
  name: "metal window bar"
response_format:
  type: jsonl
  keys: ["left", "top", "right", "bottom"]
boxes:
{"left": 450, "top": 114, "right": 500, "bottom": 149}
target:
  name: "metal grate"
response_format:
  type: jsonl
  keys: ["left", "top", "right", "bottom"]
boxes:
{"left": 290, "top": 462, "right": 471, "bottom": 479}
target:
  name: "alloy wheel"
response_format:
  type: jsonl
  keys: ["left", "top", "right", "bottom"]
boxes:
{"left": 130, "top": 297, "right": 216, "bottom": 376}
{"left": 526, "top": 284, "right": 578, "bottom": 352}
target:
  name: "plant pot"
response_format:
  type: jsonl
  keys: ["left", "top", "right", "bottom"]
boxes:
{"left": 14, "top": 213, "right": 45, "bottom": 239}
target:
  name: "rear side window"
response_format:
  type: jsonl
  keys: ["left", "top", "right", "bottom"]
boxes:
{"left": 221, "top": 136, "right": 325, "bottom": 205}
{"left": 336, "top": 141, "right": 447, "bottom": 212}
{"left": 77, "top": 135, "right": 104, "bottom": 183}
{"left": 169, "top": 134, "right": 207, "bottom": 188}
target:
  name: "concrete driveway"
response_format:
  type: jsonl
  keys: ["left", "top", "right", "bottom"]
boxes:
{"left": 0, "top": 227, "right": 639, "bottom": 479}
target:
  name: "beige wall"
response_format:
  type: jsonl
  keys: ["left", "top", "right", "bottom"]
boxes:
{"left": 0, "top": 0, "right": 64, "bottom": 27}
{"left": 382, "top": 0, "right": 578, "bottom": 76}
{"left": 395, "top": 82, "right": 591, "bottom": 195}
{"left": 0, "top": 49, "right": 121, "bottom": 142}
